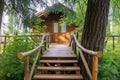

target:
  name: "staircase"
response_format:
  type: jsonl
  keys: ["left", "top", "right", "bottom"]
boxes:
{"left": 17, "top": 34, "right": 101, "bottom": 80}
{"left": 33, "top": 44, "right": 83, "bottom": 80}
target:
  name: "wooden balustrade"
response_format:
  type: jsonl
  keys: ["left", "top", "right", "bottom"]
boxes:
{"left": 69, "top": 32, "right": 102, "bottom": 80}
{"left": 17, "top": 33, "right": 50, "bottom": 80}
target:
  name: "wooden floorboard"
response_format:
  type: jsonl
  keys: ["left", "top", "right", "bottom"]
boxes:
{"left": 42, "top": 44, "right": 76, "bottom": 58}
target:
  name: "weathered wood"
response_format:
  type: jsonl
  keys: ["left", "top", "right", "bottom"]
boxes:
{"left": 33, "top": 44, "right": 83, "bottom": 80}
{"left": 79, "top": 49, "right": 92, "bottom": 80}
{"left": 47, "top": 35, "right": 50, "bottom": 48}
{"left": 74, "top": 39, "right": 77, "bottom": 54}
{"left": 70, "top": 32, "right": 103, "bottom": 80}
{"left": 92, "top": 56, "right": 98, "bottom": 80}
{"left": 44, "top": 41, "right": 46, "bottom": 51}
{"left": 29, "top": 48, "right": 41, "bottom": 80}
{"left": 33, "top": 74, "right": 83, "bottom": 80}
{"left": 24, "top": 56, "right": 29, "bottom": 80}
{"left": 37, "top": 66, "right": 80, "bottom": 71}
{"left": 40, "top": 60, "right": 78, "bottom": 63}
{"left": 72, "top": 33, "right": 102, "bottom": 57}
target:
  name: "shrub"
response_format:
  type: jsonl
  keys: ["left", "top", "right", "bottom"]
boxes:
{"left": 98, "top": 49, "right": 120, "bottom": 80}
{"left": 0, "top": 36, "right": 36, "bottom": 80}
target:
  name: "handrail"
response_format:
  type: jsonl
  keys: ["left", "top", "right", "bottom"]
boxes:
{"left": 72, "top": 33, "right": 102, "bottom": 57}
{"left": 17, "top": 34, "right": 46, "bottom": 59}
{"left": 17, "top": 33, "right": 50, "bottom": 80}
{"left": 69, "top": 32, "right": 102, "bottom": 80}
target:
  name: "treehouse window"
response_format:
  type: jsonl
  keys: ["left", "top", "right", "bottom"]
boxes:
{"left": 61, "top": 23, "right": 66, "bottom": 33}
{"left": 54, "top": 23, "right": 58, "bottom": 33}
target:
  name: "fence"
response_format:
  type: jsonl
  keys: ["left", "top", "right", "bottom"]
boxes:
{"left": 0, "top": 34, "right": 48, "bottom": 54}
{"left": 105, "top": 35, "right": 120, "bottom": 50}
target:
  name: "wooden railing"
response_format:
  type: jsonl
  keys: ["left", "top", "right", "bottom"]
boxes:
{"left": 0, "top": 34, "right": 46, "bottom": 54}
{"left": 69, "top": 32, "right": 102, "bottom": 80}
{"left": 17, "top": 33, "right": 50, "bottom": 80}
{"left": 105, "top": 35, "right": 120, "bottom": 50}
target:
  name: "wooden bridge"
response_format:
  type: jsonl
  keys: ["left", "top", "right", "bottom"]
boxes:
{"left": 17, "top": 33, "right": 102, "bottom": 80}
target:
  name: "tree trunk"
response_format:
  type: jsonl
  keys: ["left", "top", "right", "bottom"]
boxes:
{"left": 81, "top": 0, "right": 110, "bottom": 52}
{"left": 0, "top": 0, "right": 4, "bottom": 35}
{"left": 80, "top": 0, "right": 110, "bottom": 79}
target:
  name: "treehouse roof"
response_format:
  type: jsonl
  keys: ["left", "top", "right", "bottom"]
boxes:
{"left": 36, "top": 3, "right": 75, "bottom": 18}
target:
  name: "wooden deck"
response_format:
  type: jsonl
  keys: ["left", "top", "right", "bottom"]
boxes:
{"left": 42, "top": 44, "right": 75, "bottom": 57}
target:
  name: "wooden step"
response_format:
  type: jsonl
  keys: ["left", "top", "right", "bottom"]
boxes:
{"left": 37, "top": 66, "right": 80, "bottom": 71}
{"left": 40, "top": 60, "right": 78, "bottom": 64}
{"left": 42, "top": 49, "right": 76, "bottom": 59}
{"left": 41, "top": 56, "right": 77, "bottom": 60}
{"left": 42, "top": 51, "right": 75, "bottom": 56}
{"left": 33, "top": 74, "right": 83, "bottom": 80}
{"left": 33, "top": 44, "right": 83, "bottom": 80}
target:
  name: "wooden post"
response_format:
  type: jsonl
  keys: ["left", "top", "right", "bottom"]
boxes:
{"left": 92, "top": 56, "right": 98, "bottom": 80}
{"left": 74, "top": 40, "right": 77, "bottom": 54}
{"left": 75, "top": 33, "right": 79, "bottom": 54}
{"left": 49, "top": 33, "right": 52, "bottom": 44}
{"left": 72, "top": 34, "right": 77, "bottom": 54}
{"left": 44, "top": 37, "right": 46, "bottom": 51}
{"left": 24, "top": 56, "right": 29, "bottom": 80}
{"left": 41, "top": 47, "right": 43, "bottom": 55}
{"left": 69, "top": 34, "right": 72, "bottom": 47}
{"left": 47, "top": 36, "right": 49, "bottom": 48}
{"left": 72, "top": 36, "right": 74, "bottom": 51}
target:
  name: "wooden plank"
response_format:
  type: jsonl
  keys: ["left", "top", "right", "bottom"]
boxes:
{"left": 37, "top": 66, "right": 80, "bottom": 71}
{"left": 79, "top": 49, "right": 92, "bottom": 80}
{"left": 41, "top": 55, "right": 76, "bottom": 58}
{"left": 33, "top": 74, "right": 83, "bottom": 80}
{"left": 42, "top": 54, "right": 76, "bottom": 58}
{"left": 40, "top": 60, "right": 78, "bottom": 63}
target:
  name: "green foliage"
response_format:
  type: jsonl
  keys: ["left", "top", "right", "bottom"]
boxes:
{"left": 60, "top": 0, "right": 87, "bottom": 33}
{"left": 2, "top": 0, "right": 49, "bottom": 29}
{"left": 110, "top": 0, "right": 120, "bottom": 23}
{"left": 31, "top": 16, "right": 47, "bottom": 32}
{"left": 98, "top": 49, "right": 120, "bottom": 80}
{"left": 43, "top": 3, "right": 76, "bottom": 26}
{"left": 75, "top": 0, "right": 87, "bottom": 27}
{"left": 0, "top": 35, "right": 36, "bottom": 80}
{"left": 7, "top": 12, "right": 16, "bottom": 34}
{"left": 107, "top": 0, "right": 120, "bottom": 35}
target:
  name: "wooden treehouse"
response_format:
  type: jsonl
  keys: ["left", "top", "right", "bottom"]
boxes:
{"left": 33, "top": 3, "right": 76, "bottom": 44}
{"left": 17, "top": 3, "right": 102, "bottom": 80}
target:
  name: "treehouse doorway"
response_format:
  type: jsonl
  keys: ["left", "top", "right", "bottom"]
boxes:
{"left": 52, "top": 22, "right": 69, "bottom": 44}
